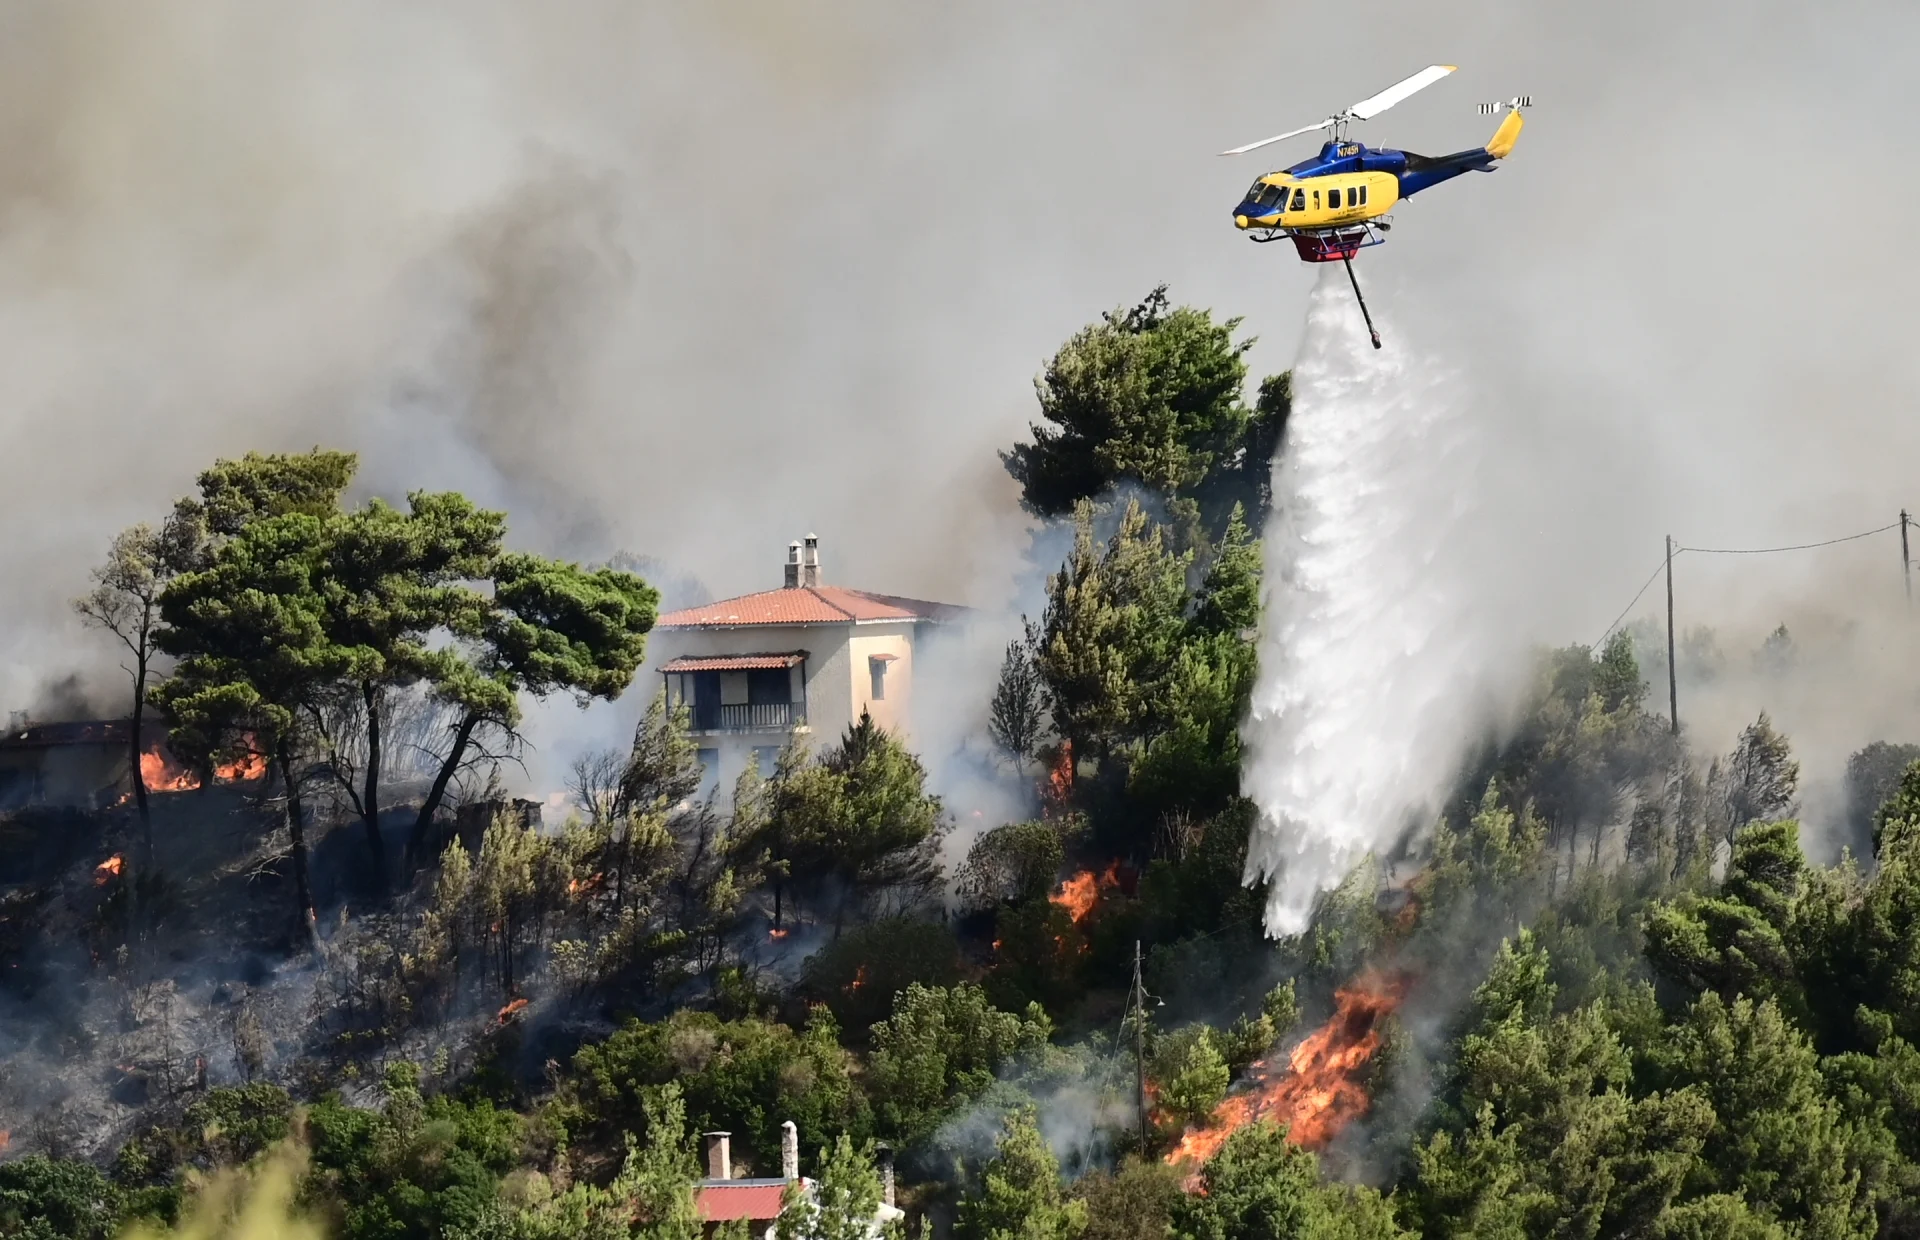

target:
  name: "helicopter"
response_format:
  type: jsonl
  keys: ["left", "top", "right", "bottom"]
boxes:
{"left": 1222, "top": 65, "right": 1528, "bottom": 348}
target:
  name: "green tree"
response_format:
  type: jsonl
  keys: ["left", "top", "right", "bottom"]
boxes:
{"left": 1872, "top": 758, "right": 1920, "bottom": 856}
{"left": 304, "top": 1061, "right": 527, "bottom": 1240}
{"left": 1719, "top": 713, "right": 1800, "bottom": 844}
{"left": 956, "top": 821, "right": 1068, "bottom": 909}
{"left": 778, "top": 1136, "right": 890, "bottom": 1240}
{"left": 559, "top": 1007, "right": 870, "bottom": 1170}
{"left": 1650, "top": 993, "right": 1875, "bottom": 1239}
{"left": 867, "top": 983, "right": 1052, "bottom": 1144}
{"left": 1427, "top": 780, "right": 1546, "bottom": 919}
{"left": 757, "top": 714, "right": 945, "bottom": 931}
{"left": 166, "top": 449, "right": 359, "bottom": 560}
{"left": 1644, "top": 821, "right": 1807, "bottom": 1018}
{"left": 1071, "top": 1158, "right": 1183, "bottom": 1240}
{"left": 1150, "top": 1026, "right": 1230, "bottom": 1131}
{"left": 1173, "top": 1122, "right": 1406, "bottom": 1240}
{"left": 152, "top": 510, "right": 348, "bottom": 942}
{"left": 72, "top": 517, "right": 197, "bottom": 859}
{"left": 1036, "top": 499, "right": 1190, "bottom": 761}
{"left": 802, "top": 919, "right": 963, "bottom": 1041}
{"left": 954, "top": 1108, "right": 1086, "bottom": 1240}
{"left": 988, "top": 622, "right": 1048, "bottom": 768}
{"left": 1003, "top": 286, "right": 1292, "bottom": 537}
{"left": 0, "top": 1156, "right": 124, "bottom": 1240}
{"left": 408, "top": 552, "right": 657, "bottom": 860}
{"left": 310, "top": 490, "right": 505, "bottom": 883}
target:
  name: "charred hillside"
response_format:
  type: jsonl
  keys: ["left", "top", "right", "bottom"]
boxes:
{"left": 1, "top": 291, "right": 1919, "bottom": 1240}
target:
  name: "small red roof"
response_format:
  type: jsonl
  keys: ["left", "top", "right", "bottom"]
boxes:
{"left": 657, "top": 586, "right": 964, "bottom": 629}
{"left": 659, "top": 653, "right": 806, "bottom": 673}
{"left": 696, "top": 1181, "right": 791, "bottom": 1222}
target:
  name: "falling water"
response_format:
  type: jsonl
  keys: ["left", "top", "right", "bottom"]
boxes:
{"left": 1242, "top": 269, "right": 1492, "bottom": 936}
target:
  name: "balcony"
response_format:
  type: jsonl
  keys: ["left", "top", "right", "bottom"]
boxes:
{"left": 691, "top": 701, "right": 807, "bottom": 734}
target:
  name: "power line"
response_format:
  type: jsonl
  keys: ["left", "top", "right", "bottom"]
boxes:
{"left": 1677, "top": 522, "right": 1901, "bottom": 556}
{"left": 1593, "top": 555, "right": 1674, "bottom": 648}
{"left": 1593, "top": 518, "right": 1909, "bottom": 647}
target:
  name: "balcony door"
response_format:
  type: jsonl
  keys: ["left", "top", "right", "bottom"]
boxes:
{"left": 691, "top": 671, "right": 722, "bottom": 731}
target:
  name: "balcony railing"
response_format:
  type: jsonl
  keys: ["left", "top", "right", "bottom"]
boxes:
{"left": 691, "top": 701, "right": 806, "bottom": 733}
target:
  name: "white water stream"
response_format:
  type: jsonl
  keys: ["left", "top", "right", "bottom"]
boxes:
{"left": 1242, "top": 270, "right": 1493, "bottom": 936}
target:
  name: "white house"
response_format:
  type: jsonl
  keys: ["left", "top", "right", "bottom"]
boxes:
{"left": 694, "top": 1122, "right": 903, "bottom": 1239}
{"left": 649, "top": 535, "right": 965, "bottom": 794}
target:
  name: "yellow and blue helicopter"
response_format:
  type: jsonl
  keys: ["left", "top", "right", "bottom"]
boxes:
{"left": 1223, "top": 66, "right": 1528, "bottom": 348}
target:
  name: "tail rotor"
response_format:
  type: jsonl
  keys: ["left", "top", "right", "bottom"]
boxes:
{"left": 1477, "top": 95, "right": 1533, "bottom": 115}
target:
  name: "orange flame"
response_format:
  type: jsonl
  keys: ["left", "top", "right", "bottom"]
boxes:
{"left": 847, "top": 965, "right": 868, "bottom": 994}
{"left": 94, "top": 854, "right": 125, "bottom": 885}
{"left": 1165, "top": 972, "right": 1406, "bottom": 1175}
{"left": 140, "top": 748, "right": 198, "bottom": 793}
{"left": 0, "top": 1130, "right": 9, "bottom": 1152}
{"left": 1049, "top": 861, "right": 1121, "bottom": 924}
{"left": 214, "top": 748, "right": 267, "bottom": 782}
{"left": 769, "top": 927, "right": 790, "bottom": 941}
{"left": 1040, "top": 740, "right": 1074, "bottom": 816}
{"left": 497, "top": 998, "right": 529, "bottom": 1024}
{"left": 568, "top": 872, "right": 605, "bottom": 897}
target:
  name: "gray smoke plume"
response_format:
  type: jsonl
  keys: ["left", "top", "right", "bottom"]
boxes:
{"left": 0, "top": 0, "right": 1915, "bottom": 813}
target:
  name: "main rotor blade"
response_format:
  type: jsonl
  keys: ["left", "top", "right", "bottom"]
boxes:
{"left": 1217, "top": 118, "right": 1335, "bottom": 157}
{"left": 1348, "top": 64, "right": 1457, "bottom": 120}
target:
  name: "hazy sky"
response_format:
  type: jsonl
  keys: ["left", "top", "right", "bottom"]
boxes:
{"left": 1, "top": 0, "right": 1916, "bottom": 791}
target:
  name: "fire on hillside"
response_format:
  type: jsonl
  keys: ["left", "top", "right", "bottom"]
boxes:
{"left": 137, "top": 738, "right": 267, "bottom": 794}
{"left": 1166, "top": 971, "right": 1407, "bottom": 1178}
{"left": 1049, "top": 861, "right": 1124, "bottom": 923}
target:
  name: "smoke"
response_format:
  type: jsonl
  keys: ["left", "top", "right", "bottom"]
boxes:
{"left": 1243, "top": 274, "right": 1511, "bottom": 936}
{"left": 121, "top": 1138, "right": 324, "bottom": 1240}
{"left": 0, "top": 1, "right": 1916, "bottom": 845}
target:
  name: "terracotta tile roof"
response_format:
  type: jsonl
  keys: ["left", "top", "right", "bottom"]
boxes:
{"left": 656, "top": 586, "right": 965, "bottom": 629}
{"left": 696, "top": 1181, "right": 791, "bottom": 1222}
{"left": 658, "top": 653, "right": 806, "bottom": 673}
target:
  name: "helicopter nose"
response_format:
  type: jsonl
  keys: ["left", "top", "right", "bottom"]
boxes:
{"left": 1235, "top": 214, "right": 1250, "bottom": 230}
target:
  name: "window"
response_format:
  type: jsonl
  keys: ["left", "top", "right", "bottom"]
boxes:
{"left": 696, "top": 748, "right": 720, "bottom": 799}
{"left": 1359, "top": 183, "right": 1368, "bottom": 205}
{"left": 869, "top": 655, "right": 891, "bottom": 701}
{"left": 1290, "top": 188, "right": 1306, "bottom": 211}
{"left": 753, "top": 746, "right": 780, "bottom": 777}
{"left": 746, "top": 668, "right": 791, "bottom": 706}
{"left": 1245, "top": 179, "right": 1267, "bottom": 202}
{"left": 1256, "top": 182, "right": 1286, "bottom": 210}
{"left": 1347, "top": 187, "right": 1359, "bottom": 207}
{"left": 1312, "top": 189, "right": 1321, "bottom": 209}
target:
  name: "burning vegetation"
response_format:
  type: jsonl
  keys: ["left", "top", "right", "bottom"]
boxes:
{"left": 1166, "top": 971, "right": 1407, "bottom": 1171}
{"left": 137, "top": 738, "right": 266, "bottom": 794}
{"left": 1048, "top": 861, "right": 1121, "bottom": 923}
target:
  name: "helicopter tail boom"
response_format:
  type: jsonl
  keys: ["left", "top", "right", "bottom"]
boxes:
{"left": 1485, "top": 109, "right": 1524, "bottom": 159}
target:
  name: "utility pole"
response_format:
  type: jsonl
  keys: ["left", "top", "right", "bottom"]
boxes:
{"left": 1132, "top": 939, "right": 1148, "bottom": 1150}
{"left": 1902, "top": 509, "right": 1912, "bottom": 611}
{"left": 1665, "top": 535, "right": 1679, "bottom": 736}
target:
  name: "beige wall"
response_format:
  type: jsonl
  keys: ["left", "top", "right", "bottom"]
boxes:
{"left": 645, "top": 618, "right": 929, "bottom": 793}
{"left": 646, "top": 621, "right": 851, "bottom": 793}
{"left": 846, "top": 624, "right": 916, "bottom": 740}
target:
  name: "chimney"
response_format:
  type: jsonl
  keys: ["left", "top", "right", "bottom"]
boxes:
{"left": 785, "top": 541, "right": 802, "bottom": 589}
{"left": 876, "top": 1143, "right": 895, "bottom": 1208}
{"left": 801, "top": 534, "right": 821, "bottom": 587}
{"left": 781, "top": 1120, "right": 800, "bottom": 1181}
{"left": 704, "top": 1132, "right": 732, "bottom": 1181}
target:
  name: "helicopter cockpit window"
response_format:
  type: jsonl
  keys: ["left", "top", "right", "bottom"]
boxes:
{"left": 1253, "top": 183, "right": 1284, "bottom": 210}
{"left": 1246, "top": 180, "right": 1269, "bottom": 204}
{"left": 1290, "top": 188, "right": 1306, "bottom": 211}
